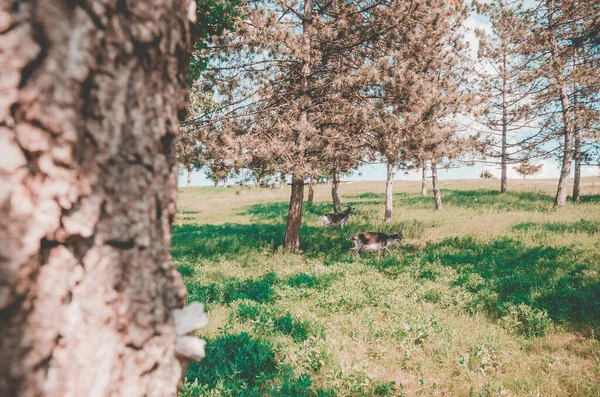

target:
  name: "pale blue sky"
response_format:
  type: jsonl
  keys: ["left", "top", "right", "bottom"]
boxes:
{"left": 178, "top": 160, "right": 598, "bottom": 187}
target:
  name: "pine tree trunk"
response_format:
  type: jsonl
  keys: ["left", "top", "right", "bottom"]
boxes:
{"left": 284, "top": 175, "right": 305, "bottom": 251}
{"left": 280, "top": 172, "right": 286, "bottom": 188}
{"left": 573, "top": 134, "right": 581, "bottom": 202}
{"left": 307, "top": 175, "right": 315, "bottom": 206}
{"left": 0, "top": 1, "right": 192, "bottom": 396}
{"left": 548, "top": 0, "right": 574, "bottom": 209}
{"left": 432, "top": 162, "right": 443, "bottom": 211}
{"left": 332, "top": 158, "right": 341, "bottom": 213}
{"left": 572, "top": 49, "right": 581, "bottom": 203}
{"left": 385, "top": 161, "right": 394, "bottom": 223}
{"left": 283, "top": 0, "right": 311, "bottom": 252}
{"left": 501, "top": 52, "right": 508, "bottom": 194}
{"left": 186, "top": 165, "right": 193, "bottom": 188}
{"left": 421, "top": 160, "right": 427, "bottom": 197}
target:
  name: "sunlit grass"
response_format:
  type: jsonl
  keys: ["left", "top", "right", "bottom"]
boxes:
{"left": 175, "top": 177, "right": 600, "bottom": 397}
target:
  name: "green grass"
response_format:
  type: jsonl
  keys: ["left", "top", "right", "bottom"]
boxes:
{"left": 175, "top": 178, "right": 600, "bottom": 397}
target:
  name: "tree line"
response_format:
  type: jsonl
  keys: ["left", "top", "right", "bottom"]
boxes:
{"left": 179, "top": 0, "right": 600, "bottom": 251}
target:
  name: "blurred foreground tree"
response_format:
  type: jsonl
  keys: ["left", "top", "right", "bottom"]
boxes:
{"left": 0, "top": 0, "right": 203, "bottom": 396}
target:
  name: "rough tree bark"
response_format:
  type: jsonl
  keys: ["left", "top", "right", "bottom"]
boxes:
{"left": 0, "top": 0, "right": 194, "bottom": 396}
{"left": 284, "top": 175, "right": 305, "bottom": 251}
{"left": 307, "top": 175, "right": 315, "bottom": 206}
{"left": 384, "top": 161, "right": 394, "bottom": 223}
{"left": 331, "top": 158, "right": 341, "bottom": 213}
{"left": 548, "top": 0, "right": 574, "bottom": 209}
{"left": 573, "top": 127, "right": 581, "bottom": 202}
{"left": 501, "top": 52, "right": 508, "bottom": 194}
{"left": 421, "top": 160, "right": 427, "bottom": 197}
{"left": 572, "top": 49, "right": 581, "bottom": 203}
{"left": 186, "top": 165, "right": 193, "bottom": 188}
{"left": 283, "top": 0, "right": 311, "bottom": 252}
{"left": 431, "top": 162, "right": 443, "bottom": 211}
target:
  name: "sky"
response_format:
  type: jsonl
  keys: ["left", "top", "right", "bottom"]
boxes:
{"left": 179, "top": 3, "right": 599, "bottom": 187}
{"left": 179, "top": 160, "right": 600, "bottom": 187}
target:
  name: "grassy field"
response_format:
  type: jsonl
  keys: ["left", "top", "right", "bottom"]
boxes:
{"left": 174, "top": 177, "right": 600, "bottom": 397}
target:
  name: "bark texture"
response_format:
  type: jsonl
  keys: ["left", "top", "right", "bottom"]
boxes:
{"left": 186, "top": 165, "right": 193, "bottom": 188}
{"left": 421, "top": 161, "right": 427, "bottom": 197}
{"left": 548, "top": 0, "right": 574, "bottom": 209}
{"left": 573, "top": 128, "right": 581, "bottom": 202}
{"left": 384, "top": 161, "right": 394, "bottom": 223}
{"left": 284, "top": 175, "right": 305, "bottom": 251}
{"left": 331, "top": 158, "right": 341, "bottom": 213}
{"left": 283, "top": 0, "right": 311, "bottom": 251}
{"left": 431, "top": 162, "right": 443, "bottom": 211}
{"left": 500, "top": 52, "right": 508, "bottom": 194}
{"left": 307, "top": 175, "right": 315, "bottom": 206}
{"left": 0, "top": 0, "right": 192, "bottom": 396}
{"left": 572, "top": 51, "right": 581, "bottom": 203}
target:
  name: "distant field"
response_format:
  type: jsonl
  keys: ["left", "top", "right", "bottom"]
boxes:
{"left": 174, "top": 177, "right": 600, "bottom": 397}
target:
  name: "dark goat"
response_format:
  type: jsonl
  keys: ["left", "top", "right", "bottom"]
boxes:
{"left": 350, "top": 232, "right": 403, "bottom": 259}
{"left": 318, "top": 206, "right": 355, "bottom": 229}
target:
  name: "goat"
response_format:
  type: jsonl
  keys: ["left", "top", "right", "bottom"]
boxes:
{"left": 350, "top": 232, "right": 403, "bottom": 260}
{"left": 318, "top": 206, "right": 355, "bottom": 229}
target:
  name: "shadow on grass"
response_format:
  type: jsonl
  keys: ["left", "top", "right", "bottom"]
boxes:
{"left": 408, "top": 236, "right": 600, "bottom": 334}
{"left": 512, "top": 219, "right": 600, "bottom": 235}
{"left": 172, "top": 223, "right": 285, "bottom": 261}
{"left": 186, "top": 272, "right": 278, "bottom": 305}
{"left": 182, "top": 331, "right": 337, "bottom": 397}
{"left": 242, "top": 200, "right": 383, "bottom": 223}
{"left": 345, "top": 189, "right": 556, "bottom": 212}
{"left": 173, "top": 218, "right": 424, "bottom": 263}
{"left": 579, "top": 194, "right": 600, "bottom": 204}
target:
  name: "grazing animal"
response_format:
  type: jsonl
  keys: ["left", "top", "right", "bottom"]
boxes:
{"left": 350, "top": 232, "right": 403, "bottom": 259}
{"left": 318, "top": 206, "right": 355, "bottom": 229}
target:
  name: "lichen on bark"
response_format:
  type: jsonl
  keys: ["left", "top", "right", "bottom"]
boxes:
{"left": 0, "top": 0, "right": 194, "bottom": 395}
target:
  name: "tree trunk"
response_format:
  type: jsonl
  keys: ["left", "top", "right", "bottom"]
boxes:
{"left": 0, "top": 1, "right": 193, "bottom": 396}
{"left": 573, "top": 134, "right": 581, "bottom": 202}
{"left": 186, "top": 165, "right": 193, "bottom": 188}
{"left": 280, "top": 172, "right": 286, "bottom": 188}
{"left": 572, "top": 49, "right": 581, "bottom": 203}
{"left": 307, "top": 175, "right": 315, "bottom": 206}
{"left": 501, "top": 52, "right": 508, "bottom": 194}
{"left": 432, "top": 162, "right": 443, "bottom": 211}
{"left": 284, "top": 175, "right": 305, "bottom": 251}
{"left": 548, "top": 0, "right": 574, "bottom": 209}
{"left": 421, "top": 160, "right": 427, "bottom": 197}
{"left": 332, "top": 158, "right": 341, "bottom": 213}
{"left": 283, "top": 0, "right": 311, "bottom": 252}
{"left": 385, "top": 161, "right": 394, "bottom": 223}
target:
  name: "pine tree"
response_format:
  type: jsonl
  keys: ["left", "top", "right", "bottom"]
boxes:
{"left": 370, "top": 0, "right": 474, "bottom": 219}
{"left": 519, "top": 0, "right": 600, "bottom": 208}
{"left": 474, "top": 0, "right": 540, "bottom": 193}
{"left": 196, "top": 0, "right": 389, "bottom": 250}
